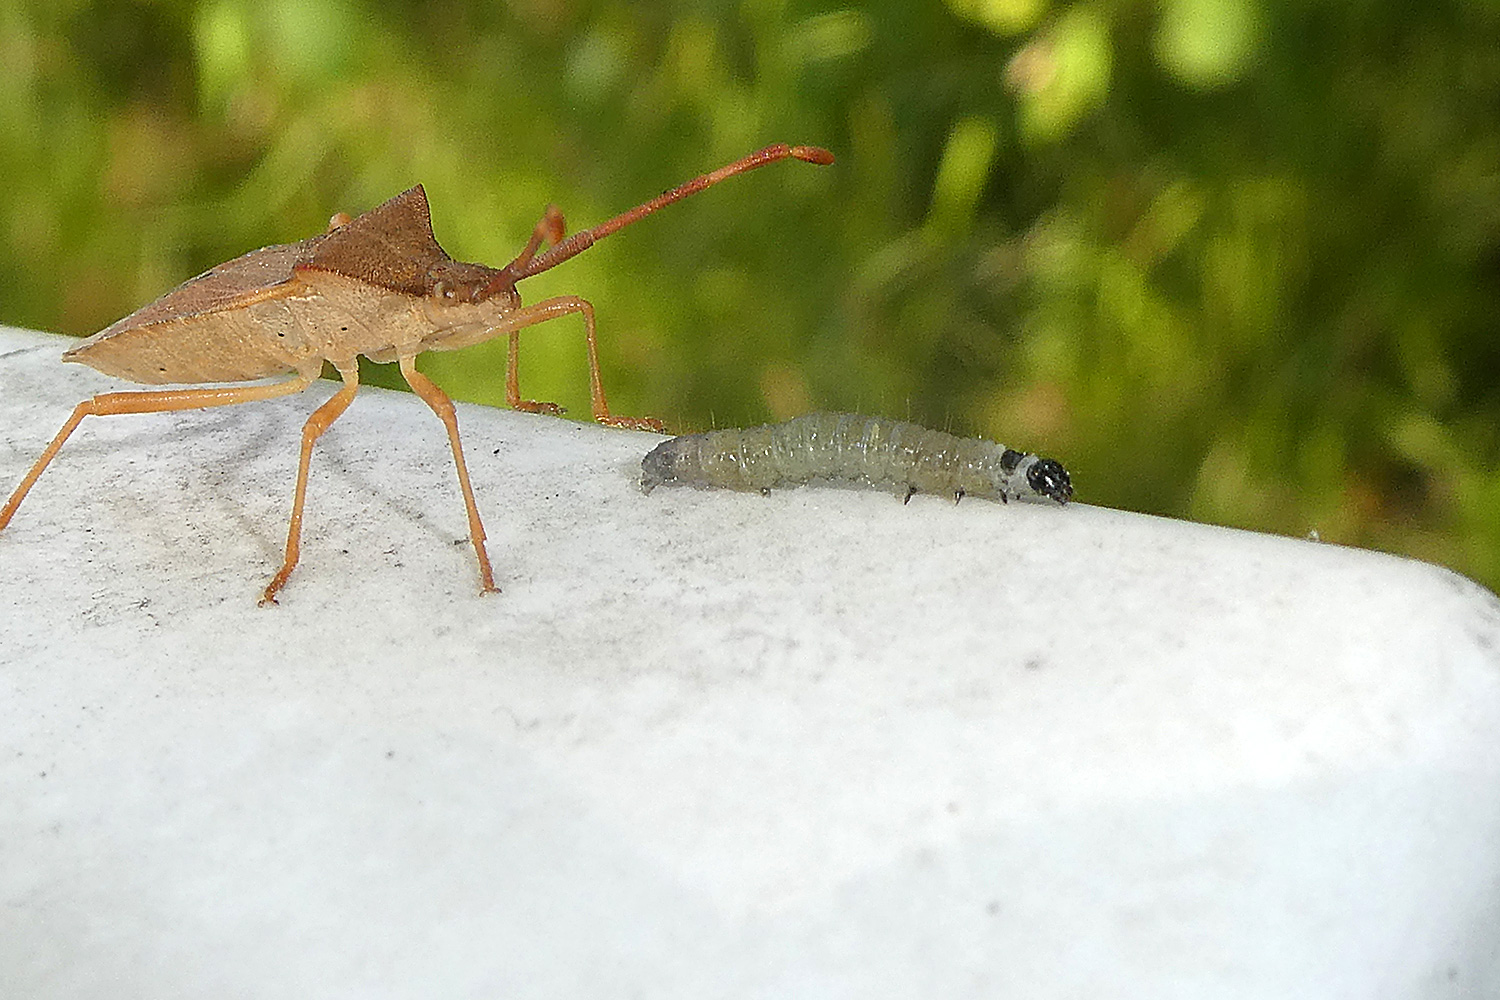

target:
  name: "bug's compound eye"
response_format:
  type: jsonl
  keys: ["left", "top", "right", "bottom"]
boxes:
{"left": 1027, "top": 458, "right": 1072, "bottom": 504}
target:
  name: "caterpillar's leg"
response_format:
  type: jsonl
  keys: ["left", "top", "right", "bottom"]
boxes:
{"left": 260, "top": 363, "right": 360, "bottom": 606}
{"left": 494, "top": 295, "right": 664, "bottom": 432}
{"left": 505, "top": 206, "right": 569, "bottom": 417}
{"left": 398, "top": 355, "right": 498, "bottom": 596}
{"left": 1, "top": 373, "right": 318, "bottom": 533}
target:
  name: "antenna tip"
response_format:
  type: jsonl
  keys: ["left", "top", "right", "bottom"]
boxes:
{"left": 791, "top": 145, "right": 836, "bottom": 166}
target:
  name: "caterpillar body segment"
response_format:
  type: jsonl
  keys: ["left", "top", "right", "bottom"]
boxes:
{"left": 641, "top": 413, "right": 1072, "bottom": 505}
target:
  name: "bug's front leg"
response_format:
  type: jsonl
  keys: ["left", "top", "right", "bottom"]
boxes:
{"left": 492, "top": 295, "right": 665, "bottom": 432}
{"left": 505, "top": 331, "right": 564, "bottom": 418}
{"left": 506, "top": 206, "right": 569, "bottom": 418}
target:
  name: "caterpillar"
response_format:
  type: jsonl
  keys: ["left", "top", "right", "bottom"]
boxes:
{"left": 640, "top": 412, "right": 1072, "bottom": 506}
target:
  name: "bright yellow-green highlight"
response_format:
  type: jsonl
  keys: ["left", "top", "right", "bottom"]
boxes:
{"left": 1015, "top": 6, "right": 1113, "bottom": 144}
{"left": 926, "top": 117, "right": 1000, "bottom": 241}
{"left": 1154, "top": 0, "right": 1265, "bottom": 87}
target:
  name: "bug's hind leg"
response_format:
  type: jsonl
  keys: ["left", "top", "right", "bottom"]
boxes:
{"left": 398, "top": 355, "right": 498, "bottom": 596}
{"left": 0, "top": 375, "right": 317, "bottom": 534}
{"left": 260, "top": 364, "right": 360, "bottom": 606}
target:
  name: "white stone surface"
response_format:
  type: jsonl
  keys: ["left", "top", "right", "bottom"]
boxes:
{"left": 1, "top": 325, "right": 1498, "bottom": 999}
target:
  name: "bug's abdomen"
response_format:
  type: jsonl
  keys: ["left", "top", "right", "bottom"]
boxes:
{"left": 641, "top": 413, "right": 1070, "bottom": 505}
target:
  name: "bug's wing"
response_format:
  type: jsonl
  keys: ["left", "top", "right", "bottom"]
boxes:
{"left": 82, "top": 185, "right": 449, "bottom": 338}
{"left": 65, "top": 237, "right": 325, "bottom": 385}
{"left": 298, "top": 185, "right": 457, "bottom": 296}
{"left": 98, "top": 239, "right": 316, "bottom": 335}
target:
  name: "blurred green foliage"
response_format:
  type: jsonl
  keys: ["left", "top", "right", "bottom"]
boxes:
{"left": 2, "top": 0, "right": 1498, "bottom": 589}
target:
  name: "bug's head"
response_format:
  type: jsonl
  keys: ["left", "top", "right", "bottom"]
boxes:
{"left": 1027, "top": 457, "right": 1073, "bottom": 504}
{"left": 427, "top": 261, "right": 520, "bottom": 309}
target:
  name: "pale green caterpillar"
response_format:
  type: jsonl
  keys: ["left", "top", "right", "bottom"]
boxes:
{"left": 641, "top": 412, "right": 1072, "bottom": 505}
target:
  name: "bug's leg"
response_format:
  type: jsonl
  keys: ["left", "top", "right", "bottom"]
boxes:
{"left": 505, "top": 332, "right": 564, "bottom": 417}
{"left": 505, "top": 206, "right": 569, "bottom": 418}
{"left": 398, "top": 354, "right": 498, "bottom": 596}
{"left": 954, "top": 489, "right": 965, "bottom": 504}
{"left": 0, "top": 375, "right": 317, "bottom": 533}
{"left": 903, "top": 485, "right": 916, "bottom": 505}
{"left": 261, "top": 364, "right": 360, "bottom": 606}
{"left": 489, "top": 295, "right": 664, "bottom": 432}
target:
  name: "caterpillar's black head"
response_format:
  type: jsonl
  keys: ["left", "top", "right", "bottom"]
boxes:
{"left": 1027, "top": 457, "right": 1072, "bottom": 504}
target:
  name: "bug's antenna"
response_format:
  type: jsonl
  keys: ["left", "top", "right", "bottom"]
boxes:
{"left": 504, "top": 144, "right": 834, "bottom": 283}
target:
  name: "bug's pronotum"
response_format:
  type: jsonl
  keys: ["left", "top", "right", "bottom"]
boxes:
{"left": 641, "top": 412, "right": 1073, "bottom": 505}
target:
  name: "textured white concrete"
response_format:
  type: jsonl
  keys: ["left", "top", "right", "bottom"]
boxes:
{"left": 1, "top": 325, "right": 1498, "bottom": 999}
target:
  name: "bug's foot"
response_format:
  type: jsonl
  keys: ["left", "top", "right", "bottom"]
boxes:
{"left": 598, "top": 414, "right": 666, "bottom": 433}
{"left": 260, "top": 567, "right": 293, "bottom": 606}
{"left": 513, "top": 399, "right": 566, "bottom": 416}
{"left": 475, "top": 561, "right": 499, "bottom": 596}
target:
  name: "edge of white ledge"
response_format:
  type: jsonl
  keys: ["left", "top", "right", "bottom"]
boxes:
{"left": 3, "top": 325, "right": 1500, "bottom": 1000}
